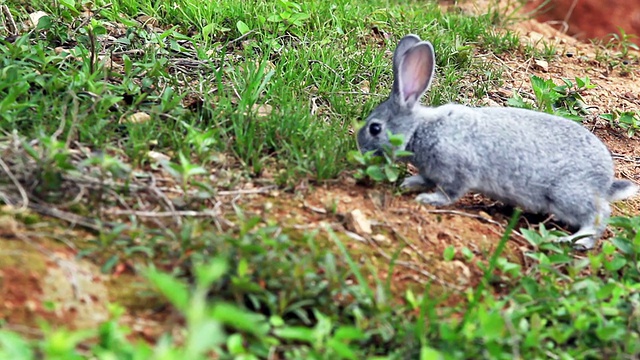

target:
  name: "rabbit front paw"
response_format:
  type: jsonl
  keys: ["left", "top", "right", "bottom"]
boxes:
{"left": 400, "top": 175, "right": 433, "bottom": 190}
{"left": 415, "top": 192, "right": 453, "bottom": 207}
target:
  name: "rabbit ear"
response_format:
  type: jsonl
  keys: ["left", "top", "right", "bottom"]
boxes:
{"left": 392, "top": 41, "right": 436, "bottom": 110}
{"left": 392, "top": 34, "right": 422, "bottom": 77}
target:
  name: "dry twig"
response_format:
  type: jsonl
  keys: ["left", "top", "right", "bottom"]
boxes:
{"left": 0, "top": 157, "right": 29, "bottom": 210}
{"left": 1, "top": 5, "right": 18, "bottom": 35}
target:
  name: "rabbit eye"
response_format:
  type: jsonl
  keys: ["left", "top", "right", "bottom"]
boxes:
{"left": 369, "top": 123, "right": 382, "bottom": 136}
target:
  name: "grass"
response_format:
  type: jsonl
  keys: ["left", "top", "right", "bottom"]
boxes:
{"left": 2, "top": 0, "right": 516, "bottom": 183}
{"left": 2, "top": 0, "right": 640, "bottom": 359}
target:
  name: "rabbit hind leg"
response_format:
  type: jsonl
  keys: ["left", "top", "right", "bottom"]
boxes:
{"left": 550, "top": 191, "right": 609, "bottom": 250}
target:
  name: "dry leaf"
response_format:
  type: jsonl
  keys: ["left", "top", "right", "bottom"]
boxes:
{"left": 452, "top": 260, "right": 471, "bottom": 285}
{"left": 304, "top": 201, "right": 327, "bottom": 214}
{"left": 358, "top": 80, "right": 370, "bottom": 93}
{"left": 310, "top": 97, "right": 320, "bottom": 116}
{"left": 252, "top": 104, "right": 272, "bottom": 118}
{"left": 147, "top": 151, "right": 170, "bottom": 163}
{"left": 28, "top": 11, "right": 48, "bottom": 29}
{"left": 137, "top": 15, "right": 159, "bottom": 27}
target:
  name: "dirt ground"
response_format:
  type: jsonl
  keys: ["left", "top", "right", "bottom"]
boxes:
{"left": 1, "top": 2, "right": 639, "bottom": 343}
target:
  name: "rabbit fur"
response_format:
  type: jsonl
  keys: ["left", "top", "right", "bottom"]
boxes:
{"left": 356, "top": 34, "right": 638, "bottom": 250}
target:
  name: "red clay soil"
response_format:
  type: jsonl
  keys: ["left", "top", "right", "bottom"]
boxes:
{"left": 526, "top": 0, "right": 640, "bottom": 46}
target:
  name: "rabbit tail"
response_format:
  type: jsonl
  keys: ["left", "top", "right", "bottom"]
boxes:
{"left": 607, "top": 180, "right": 639, "bottom": 202}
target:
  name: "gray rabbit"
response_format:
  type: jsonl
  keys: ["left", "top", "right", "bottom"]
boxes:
{"left": 357, "top": 34, "right": 638, "bottom": 250}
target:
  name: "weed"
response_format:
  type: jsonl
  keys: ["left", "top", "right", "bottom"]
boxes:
{"left": 347, "top": 131, "right": 412, "bottom": 184}
{"left": 508, "top": 75, "right": 595, "bottom": 120}
{"left": 163, "top": 152, "right": 208, "bottom": 193}
{"left": 523, "top": 40, "right": 559, "bottom": 61}
{"left": 607, "top": 27, "right": 640, "bottom": 60}
{"left": 600, "top": 110, "right": 640, "bottom": 137}
{"left": 22, "top": 134, "right": 75, "bottom": 193}
{"left": 593, "top": 28, "right": 639, "bottom": 75}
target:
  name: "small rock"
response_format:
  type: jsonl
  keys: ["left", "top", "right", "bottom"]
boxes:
{"left": 372, "top": 233, "right": 390, "bottom": 244}
{"left": 120, "top": 112, "right": 151, "bottom": 124}
{"left": 345, "top": 209, "right": 372, "bottom": 235}
{"left": 533, "top": 59, "right": 549, "bottom": 72}
{"left": 528, "top": 31, "right": 544, "bottom": 43}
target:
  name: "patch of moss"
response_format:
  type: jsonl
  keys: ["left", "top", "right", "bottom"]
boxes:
{"left": 106, "top": 274, "right": 168, "bottom": 311}
{"left": 13, "top": 211, "right": 42, "bottom": 225}
{"left": 0, "top": 237, "right": 53, "bottom": 273}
